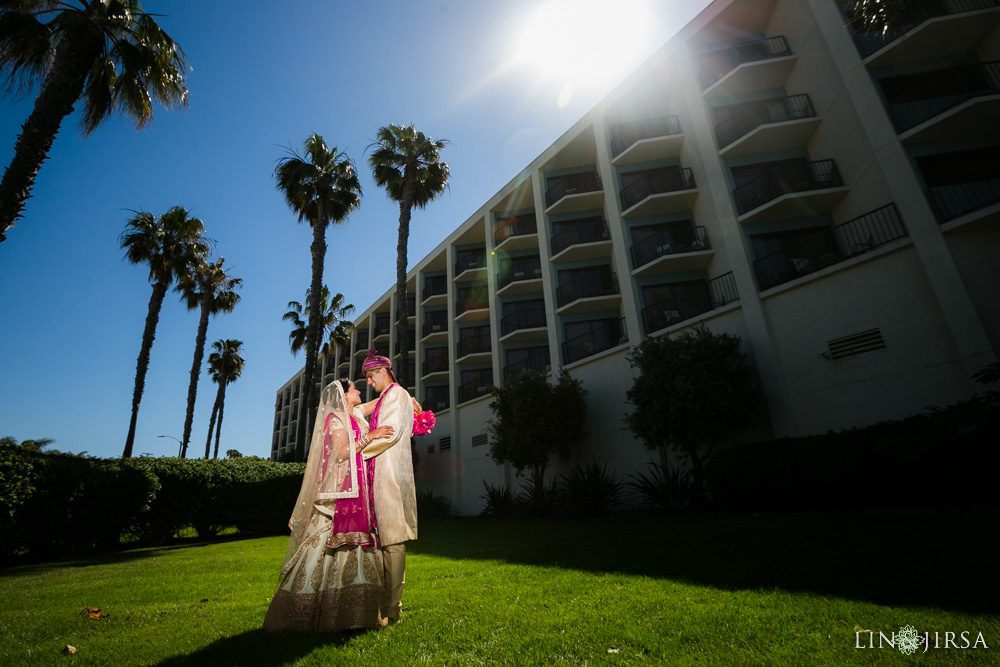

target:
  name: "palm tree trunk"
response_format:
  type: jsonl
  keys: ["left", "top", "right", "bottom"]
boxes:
{"left": 298, "top": 212, "right": 326, "bottom": 461}
{"left": 213, "top": 383, "right": 228, "bottom": 459}
{"left": 181, "top": 296, "right": 212, "bottom": 458}
{"left": 394, "top": 172, "right": 417, "bottom": 389}
{"left": 205, "top": 391, "right": 220, "bottom": 459}
{"left": 123, "top": 279, "right": 169, "bottom": 458}
{"left": 0, "top": 23, "right": 103, "bottom": 242}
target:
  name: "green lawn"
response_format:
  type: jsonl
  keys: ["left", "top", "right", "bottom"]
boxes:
{"left": 0, "top": 509, "right": 996, "bottom": 665}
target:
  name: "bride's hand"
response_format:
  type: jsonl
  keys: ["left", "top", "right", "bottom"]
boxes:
{"left": 369, "top": 425, "right": 394, "bottom": 440}
{"left": 412, "top": 397, "right": 423, "bottom": 413}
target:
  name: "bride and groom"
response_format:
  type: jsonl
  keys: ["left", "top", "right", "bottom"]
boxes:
{"left": 263, "top": 349, "right": 418, "bottom": 632}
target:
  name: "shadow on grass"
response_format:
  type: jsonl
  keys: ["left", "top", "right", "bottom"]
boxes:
{"left": 410, "top": 507, "right": 996, "bottom": 615}
{"left": 0, "top": 533, "right": 263, "bottom": 578}
{"left": 151, "top": 628, "right": 365, "bottom": 667}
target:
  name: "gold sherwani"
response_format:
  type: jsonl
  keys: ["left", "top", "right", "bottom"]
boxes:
{"left": 362, "top": 385, "right": 417, "bottom": 546}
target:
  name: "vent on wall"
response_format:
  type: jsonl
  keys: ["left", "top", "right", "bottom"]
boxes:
{"left": 827, "top": 328, "right": 886, "bottom": 361}
{"left": 471, "top": 433, "right": 488, "bottom": 447}
{"left": 438, "top": 436, "right": 451, "bottom": 451}
{"left": 427, "top": 443, "right": 435, "bottom": 454}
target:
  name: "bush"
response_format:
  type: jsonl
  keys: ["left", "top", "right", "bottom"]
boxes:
{"left": 627, "top": 459, "right": 692, "bottom": 514}
{"left": 416, "top": 489, "right": 451, "bottom": 518}
{"left": 554, "top": 459, "right": 624, "bottom": 518}
{"left": 705, "top": 397, "right": 1000, "bottom": 512}
{"left": 479, "top": 481, "right": 524, "bottom": 518}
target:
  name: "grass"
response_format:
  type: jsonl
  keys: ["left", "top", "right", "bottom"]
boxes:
{"left": 0, "top": 508, "right": 996, "bottom": 665}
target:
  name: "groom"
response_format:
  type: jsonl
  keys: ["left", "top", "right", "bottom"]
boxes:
{"left": 360, "top": 349, "right": 417, "bottom": 625}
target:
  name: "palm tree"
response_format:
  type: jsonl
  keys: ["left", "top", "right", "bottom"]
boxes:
{"left": 283, "top": 285, "right": 354, "bottom": 358}
{"left": 177, "top": 257, "right": 242, "bottom": 458}
{"left": 0, "top": 1, "right": 188, "bottom": 243}
{"left": 368, "top": 124, "right": 449, "bottom": 388}
{"left": 1, "top": 436, "right": 54, "bottom": 452}
{"left": 846, "top": 0, "right": 909, "bottom": 34}
{"left": 119, "top": 206, "right": 208, "bottom": 458}
{"left": 275, "top": 134, "right": 361, "bottom": 461}
{"left": 204, "top": 338, "right": 245, "bottom": 459}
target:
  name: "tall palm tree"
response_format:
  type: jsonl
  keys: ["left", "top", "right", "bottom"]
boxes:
{"left": 283, "top": 285, "right": 354, "bottom": 358}
{"left": 275, "top": 134, "right": 361, "bottom": 461}
{"left": 368, "top": 124, "right": 449, "bottom": 388}
{"left": 204, "top": 338, "right": 244, "bottom": 459}
{"left": 177, "top": 256, "right": 242, "bottom": 458}
{"left": 0, "top": 0, "right": 188, "bottom": 243}
{"left": 119, "top": 206, "right": 208, "bottom": 458}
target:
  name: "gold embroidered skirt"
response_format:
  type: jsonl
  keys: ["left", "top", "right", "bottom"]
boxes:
{"left": 263, "top": 524, "right": 388, "bottom": 632}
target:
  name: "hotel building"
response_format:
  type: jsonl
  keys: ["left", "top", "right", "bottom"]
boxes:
{"left": 273, "top": 0, "right": 1000, "bottom": 514}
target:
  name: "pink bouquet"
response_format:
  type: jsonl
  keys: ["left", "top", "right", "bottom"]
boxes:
{"left": 412, "top": 410, "right": 436, "bottom": 436}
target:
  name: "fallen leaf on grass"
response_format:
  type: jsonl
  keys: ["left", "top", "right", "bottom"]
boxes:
{"left": 838, "top": 620, "right": 847, "bottom": 627}
{"left": 854, "top": 625, "right": 872, "bottom": 634}
{"left": 81, "top": 607, "right": 108, "bottom": 620}
{"left": 61, "top": 645, "right": 77, "bottom": 655}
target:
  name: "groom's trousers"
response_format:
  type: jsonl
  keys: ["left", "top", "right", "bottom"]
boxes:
{"left": 382, "top": 544, "right": 405, "bottom": 619}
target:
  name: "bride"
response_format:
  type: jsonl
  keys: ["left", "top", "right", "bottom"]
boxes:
{"left": 263, "top": 379, "right": 392, "bottom": 632}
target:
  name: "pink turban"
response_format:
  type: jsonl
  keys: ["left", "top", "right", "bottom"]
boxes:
{"left": 362, "top": 348, "right": 394, "bottom": 376}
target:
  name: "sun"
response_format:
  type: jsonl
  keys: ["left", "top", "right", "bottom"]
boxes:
{"left": 512, "top": 0, "right": 655, "bottom": 99}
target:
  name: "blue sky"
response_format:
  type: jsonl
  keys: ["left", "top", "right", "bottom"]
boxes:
{"left": 0, "top": 0, "right": 710, "bottom": 459}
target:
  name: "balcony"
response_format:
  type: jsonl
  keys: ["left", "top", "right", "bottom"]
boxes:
{"left": 544, "top": 172, "right": 604, "bottom": 215}
{"left": 500, "top": 304, "right": 547, "bottom": 340}
{"left": 457, "top": 329, "right": 492, "bottom": 361}
{"left": 422, "top": 275, "right": 448, "bottom": 305}
{"left": 423, "top": 385, "right": 450, "bottom": 412}
{"left": 458, "top": 373, "right": 493, "bottom": 404}
{"left": 503, "top": 347, "right": 551, "bottom": 381}
{"left": 733, "top": 159, "right": 847, "bottom": 222}
{"left": 497, "top": 257, "right": 543, "bottom": 294}
{"left": 698, "top": 36, "right": 796, "bottom": 98}
{"left": 495, "top": 213, "right": 538, "bottom": 252}
{"left": 421, "top": 312, "right": 449, "bottom": 341}
{"left": 925, "top": 153, "right": 1000, "bottom": 223}
{"left": 455, "top": 286, "right": 489, "bottom": 320}
{"left": 373, "top": 315, "right": 391, "bottom": 341}
{"left": 555, "top": 270, "right": 620, "bottom": 313}
{"left": 550, "top": 217, "right": 610, "bottom": 261}
{"left": 641, "top": 273, "right": 739, "bottom": 334}
{"left": 422, "top": 351, "right": 449, "bottom": 379}
{"left": 715, "top": 94, "right": 821, "bottom": 157}
{"left": 847, "top": 0, "right": 1000, "bottom": 66}
{"left": 562, "top": 317, "right": 628, "bottom": 365}
{"left": 885, "top": 62, "right": 1000, "bottom": 142}
{"left": 620, "top": 167, "right": 697, "bottom": 218}
{"left": 394, "top": 328, "right": 416, "bottom": 354}
{"left": 753, "top": 204, "right": 908, "bottom": 290}
{"left": 354, "top": 332, "right": 369, "bottom": 353}
{"left": 455, "top": 249, "right": 487, "bottom": 280}
{"left": 630, "top": 225, "right": 711, "bottom": 276}
{"left": 337, "top": 348, "right": 350, "bottom": 365}
{"left": 610, "top": 115, "right": 684, "bottom": 165}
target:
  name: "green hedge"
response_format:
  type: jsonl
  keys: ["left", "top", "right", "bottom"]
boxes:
{"left": 0, "top": 452, "right": 305, "bottom": 558}
{"left": 704, "top": 398, "right": 999, "bottom": 511}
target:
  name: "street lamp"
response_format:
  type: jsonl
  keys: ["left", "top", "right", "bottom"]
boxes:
{"left": 158, "top": 434, "right": 182, "bottom": 457}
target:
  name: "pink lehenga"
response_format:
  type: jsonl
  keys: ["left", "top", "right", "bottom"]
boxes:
{"left": 263, "top": 383, "right": 388, "bottom": 632}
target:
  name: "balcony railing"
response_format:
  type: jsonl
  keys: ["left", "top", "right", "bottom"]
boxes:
{"left": 698, "top": 35, "right": 792, "bottom": 89}
{"left": 500, "top": 306, "right": 547, "bottom": 336}
{"left": 886, "top": 61, "right": 1000, "bottom": 133}
{"left": 455, "top": 250, "right": 487, "bottom": 275}
{"left": 457, "top": 330, "right": 492, "bottom": 358}
{"left": 456, "top": 287, "right": 489, "bottom": 314}
{"left": 847, "top": 0, "right": 1000, "bottom": 59}
{"left": 610, "top": 115, "right": 682, "bottom": 157}
{"left": 423, "top": 386, "right": 450, "bottom": 412}
{"left": 545, "top": 172, "right": 602, "bottom": 207}
{"left": 458, "top": 374, "right": 493, "bottom": 404}
{"left": 551, "top": 218, "right": 608, "bottom": 256}
{"left": 631, "top": 226, "right": 709, "bottom": 269}
{"left": 556, "top": 271, "right": 618, "bottom": 308}
{"left": 715, "top": 94, "right": 816, "bottom": 148}
{"left": 422, "top": 353, "right": 449, "bottom": 376}
{"left": 926, "top": 153, "right": 1000, "bottom": 222}
{"left": 423, "top": 275, "right": 448, "bottom": 299}
{"left": 422, "top": 314, "right": 449, "bottom": 337}
{"left": 495, "top": 214, "right": 537, "bottom": 244}
{"left": 620, "top": 167, "right": 696, "bottom": 210}
{"left": 497, "top": 258, "right": 543, "bottom": 289}
{"left": 504, "top": 347, "right": 551, "bottom": 381}
{"left": 374, "top": 317, "right": 390, "bottom": 337}
{"left": 562, "top": 318, "right": 627, "bottom": 364}
{"left": 352, "top": 361, "right": 364, "bottom": 378}
{"left": 733, "top": 159, "right": 843, "bottom": 215}
{"left": 337, "top": 348, "right": 350, "bottom": 364}
{"left": 753, "top": 204, "right": 908, "bottom": 290}
{"left": 641, "top": 273, "right": 739, "bottom": 334}
{"left": 356, "top": 332, "right": 369, "bottom": 350}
